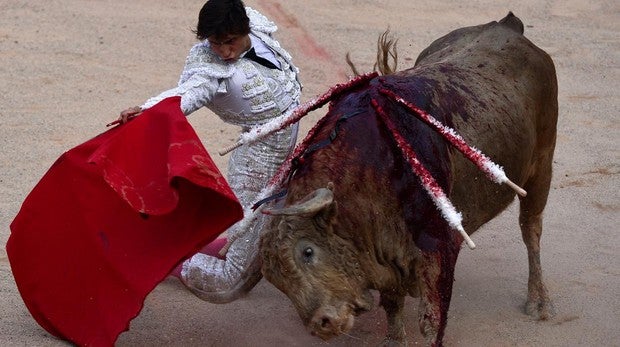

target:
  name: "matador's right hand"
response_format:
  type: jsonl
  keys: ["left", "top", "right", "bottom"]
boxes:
{"left": 118, "top": 106, "right": 142, "bottom": 124}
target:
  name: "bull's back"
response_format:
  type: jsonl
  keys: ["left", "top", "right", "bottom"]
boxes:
{"left": 405, "top": 13, "right": 558, "bottom": 230}
{"left": 285, "top": 13, "right": 556, "bottom": 244}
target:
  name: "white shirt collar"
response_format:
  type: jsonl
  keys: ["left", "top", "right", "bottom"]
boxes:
{"left": 244, "top": 34, "right": 281, "bottom": 69}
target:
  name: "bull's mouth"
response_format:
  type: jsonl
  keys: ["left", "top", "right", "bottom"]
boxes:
{"left": 353, "top": 289, "right": 375, "bottom": 314}
{"left": 352, "top": 301, "right": 372, "bottom": 315}
{"left": 308, "top": 292, "right": 374, "bottom": 340}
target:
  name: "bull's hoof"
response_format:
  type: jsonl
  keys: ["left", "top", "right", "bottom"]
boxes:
{"left": 525, "top": 298, "right": 556, "bottom": 320}
{"left": 380, "top": 337, "right": 408, "bottom": 347}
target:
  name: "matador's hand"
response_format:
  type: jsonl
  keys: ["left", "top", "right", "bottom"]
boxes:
{"left": 118, "top": 106, "right": 142, "bottom": 124}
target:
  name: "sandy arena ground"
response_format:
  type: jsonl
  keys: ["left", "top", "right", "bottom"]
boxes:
{"left": 1, "top": 0, "right": 618, "bottom": 346}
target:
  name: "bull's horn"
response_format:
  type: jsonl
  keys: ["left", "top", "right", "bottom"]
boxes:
{"left": 264, "top": 187, "right": 334, "bottom": 216}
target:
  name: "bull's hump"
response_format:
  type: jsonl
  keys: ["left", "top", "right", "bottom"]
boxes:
{"left": 498, "top": 12, "right": 524, "bottom": 34}
{"left": 415, "top": 15, "right": 525, "bottom": 67}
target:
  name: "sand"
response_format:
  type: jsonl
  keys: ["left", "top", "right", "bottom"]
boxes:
{"left": 1, "top": 0, "right": 618, "bottom": 346}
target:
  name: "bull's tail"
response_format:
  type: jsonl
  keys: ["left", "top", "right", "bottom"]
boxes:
{"left": 346, "top": 28, "right": 398, "bottom": 76}
{"left": 374, "top": 29, "right": 398, "bottom": 75}
{"left": 499, "top": 11, "right": 524, "bottom": 34}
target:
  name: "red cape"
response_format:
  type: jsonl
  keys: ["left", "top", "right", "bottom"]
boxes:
{"left": 7, "top": 97, "right": 243, "bottom": 346}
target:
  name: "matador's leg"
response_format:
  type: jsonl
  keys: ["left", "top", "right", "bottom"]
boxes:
{"left": 179, "top": 125, "right": 296, "bottom": 303}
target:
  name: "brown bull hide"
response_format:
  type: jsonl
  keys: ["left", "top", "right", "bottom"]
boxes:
{"left": 260, "top": 12, "right": 557, "bottom": 346}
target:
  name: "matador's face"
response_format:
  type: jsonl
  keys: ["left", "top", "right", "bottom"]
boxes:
{"left": 207, "top": 34, "right": 251, "bottom": 62}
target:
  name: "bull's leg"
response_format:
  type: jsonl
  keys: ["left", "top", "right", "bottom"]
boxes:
{"left": 415, "top": 245, "right": 459, "bottom": 347}
{"left": 519, "top": 157, "right": 555, "bottom": 319}
{"left": 380, "top": 292, "right": 407, "bottom": 346}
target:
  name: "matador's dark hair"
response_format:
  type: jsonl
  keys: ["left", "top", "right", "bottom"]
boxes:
{"left": 194, "top": 0, "right": 250, "bottom": 41}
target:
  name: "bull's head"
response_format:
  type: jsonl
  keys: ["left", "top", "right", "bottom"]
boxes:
{"left": 260, "top": 183, "right": 374, "bottom": 340}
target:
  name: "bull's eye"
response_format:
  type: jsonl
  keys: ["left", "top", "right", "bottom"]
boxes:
{"left": 302, "top": 247, "right": 314, "bottom": 263}
{"left": 296, "top": 241, "right": 318, "bottom": 265}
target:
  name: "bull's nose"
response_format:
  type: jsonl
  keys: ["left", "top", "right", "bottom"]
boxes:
{"left": 319, "top": 316, "right": 334, "bottom": 329}
{"left": 309, "top": 307, "right": 354, "bottom": 340}
{"left": 310, "top": 314, "right": 338, "bottom": 340}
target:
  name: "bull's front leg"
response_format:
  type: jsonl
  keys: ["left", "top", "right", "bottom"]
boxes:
{"left": 415, "top": 244, "right": 460, "bottom": 347}
{"left": 380, "top": 291, "right": 407, "bottom": 346}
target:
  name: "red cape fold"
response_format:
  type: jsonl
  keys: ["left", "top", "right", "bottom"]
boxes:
{"left": 7, "top": 97, "right": 243, "bottom": 346}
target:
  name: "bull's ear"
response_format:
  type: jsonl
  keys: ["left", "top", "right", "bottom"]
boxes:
{"left": 276, "top": 219, "right": 290, "bottom": 240}
{"left": 317, "top": 182, "right": 336, "bottom": 231}
{"left": 314, "top": 200, "right": 338, "bottom": 232}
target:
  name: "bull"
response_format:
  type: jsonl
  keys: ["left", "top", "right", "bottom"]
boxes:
{"left": 258, "top": 13, "right": 557, "bottom": 346}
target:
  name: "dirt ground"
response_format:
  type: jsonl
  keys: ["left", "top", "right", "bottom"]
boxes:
{"left": 1, "top": 0, "right": 618, "bottom": 346}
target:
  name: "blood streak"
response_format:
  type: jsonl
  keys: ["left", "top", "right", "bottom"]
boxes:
{"left": 259, "top": 1, "right": 346, "bottom": 79}
{"left": 371, "top": 98, "right": 475, "bottom": 249}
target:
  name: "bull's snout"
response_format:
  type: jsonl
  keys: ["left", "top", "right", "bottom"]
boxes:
{"left": 309, "top": 306, "right": 354, "bottom": 340}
